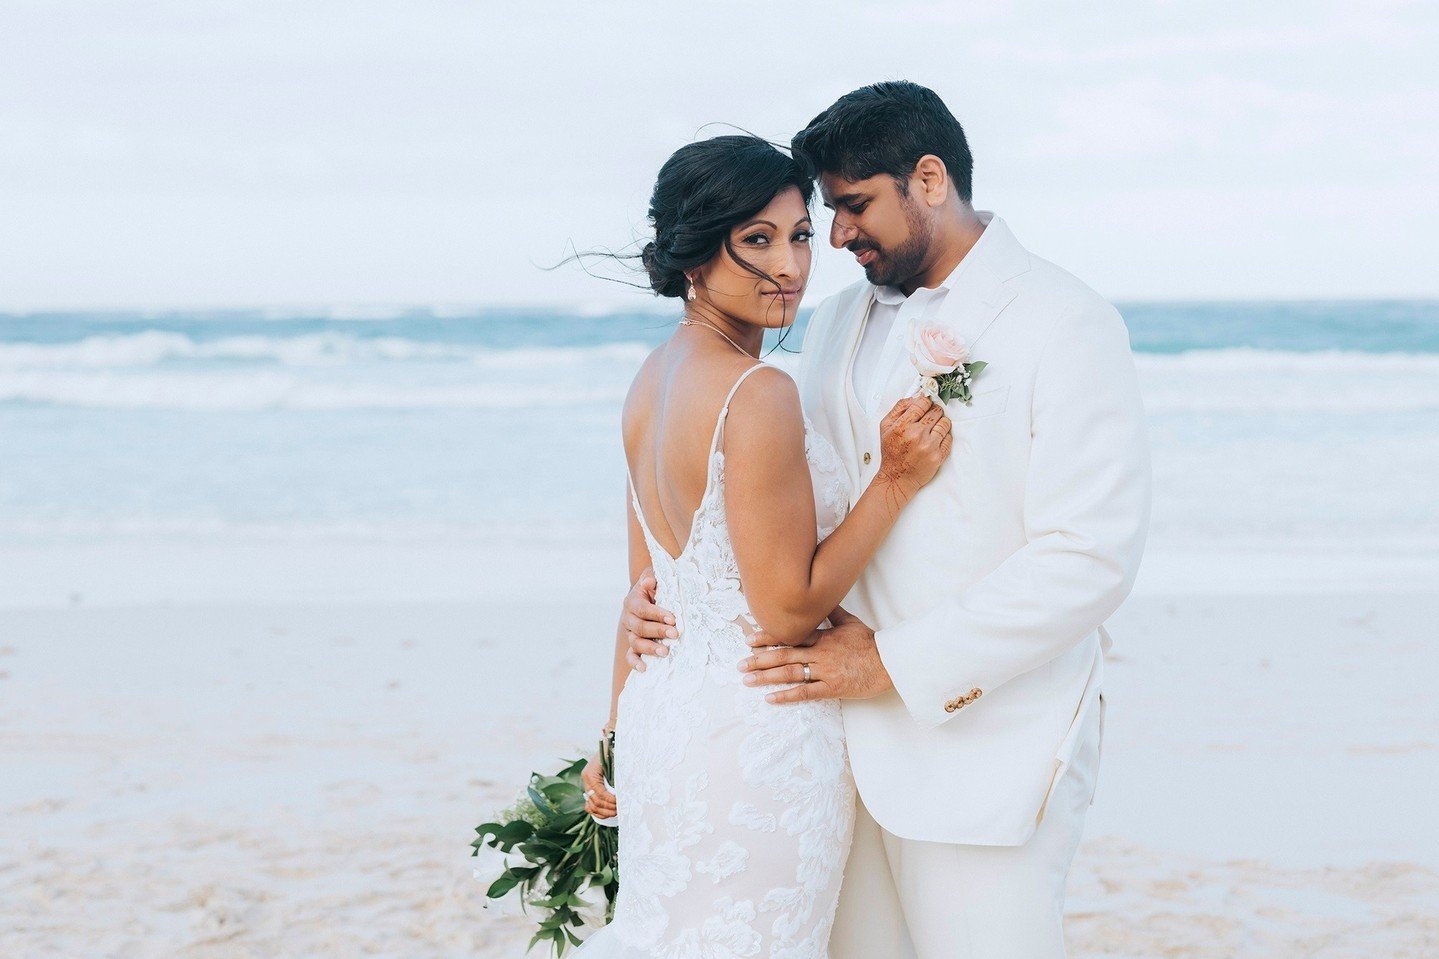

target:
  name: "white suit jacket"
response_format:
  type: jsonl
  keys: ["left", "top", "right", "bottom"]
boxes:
{"left": 797, "top": 212, "right": 1151, "bottom": 846}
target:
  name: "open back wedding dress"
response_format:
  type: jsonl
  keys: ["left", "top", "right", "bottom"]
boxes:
{"left": 577, "top": 362, "right": 857, "bottom": 958}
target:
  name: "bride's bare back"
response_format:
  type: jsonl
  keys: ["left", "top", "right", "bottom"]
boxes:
{"left": 623, "top": 328, "right": 951, "bottom": 648}
{"left": 621, "top": 336, "right": 773, "bottom": 562}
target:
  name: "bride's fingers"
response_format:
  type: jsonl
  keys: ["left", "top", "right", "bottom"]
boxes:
{"left": 623, "top": 610, "right": 677, "bottom": 641}
{"left": 882, "top": 396, "right": 925, "bottom": 429}
{"left": 894, "top": 396, "right": 928, "bottom": 425}
{"left": 628, "top": 633, "right": 667, "bottom": 661}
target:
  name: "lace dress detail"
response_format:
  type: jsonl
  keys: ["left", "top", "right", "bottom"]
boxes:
{"left": 576, "top": 363, "right": 855, "bottom": 959}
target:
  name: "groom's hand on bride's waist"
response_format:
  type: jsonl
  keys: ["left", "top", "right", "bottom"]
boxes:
{"left": 623, "top": 567, "right": 677, "bottom": 673}
{"left": 737, "top": 612, "right": 895, "bottom": 704}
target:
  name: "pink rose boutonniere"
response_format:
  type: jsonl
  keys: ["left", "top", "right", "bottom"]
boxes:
{"left": 906, "top": 318, "right": 989, "bottom": 404}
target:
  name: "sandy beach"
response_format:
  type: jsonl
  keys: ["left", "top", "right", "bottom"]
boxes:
{"left": 4, "top": 539, "right": 1437, "bottom": 957}
{"left": 4, "top": 295, "right": 1437, "bottom": 958}
{"left": 6, "top": 0, "right": 1439, "bottom": 951}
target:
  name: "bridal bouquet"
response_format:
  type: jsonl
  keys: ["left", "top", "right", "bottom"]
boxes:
{"left": 472, "top": 731, "right": 619, "bottom": 955}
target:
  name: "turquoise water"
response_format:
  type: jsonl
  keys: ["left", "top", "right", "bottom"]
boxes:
{"left": 2, "top": 300, "right": 1437, "bottom": 548}
{"left": 4, "top": 299, "right": 1437, "bottom": 355}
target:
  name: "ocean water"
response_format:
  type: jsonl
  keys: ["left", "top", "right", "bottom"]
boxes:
{"left": 2, "top": 301, "right": 1437, "bottom": 555}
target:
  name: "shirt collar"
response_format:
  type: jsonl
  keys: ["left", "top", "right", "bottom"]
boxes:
{"left": 872, "top": 283, "right": 908, "bottom": 306}
{"left": 868, "top": 210, "right": 996, "bottom": 307}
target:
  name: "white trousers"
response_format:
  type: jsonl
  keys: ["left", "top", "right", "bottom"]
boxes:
{"left": 829, "top": 707, "right": 1100, "bottom": 959}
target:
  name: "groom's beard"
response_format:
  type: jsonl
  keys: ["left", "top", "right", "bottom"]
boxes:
{"left": 854, "top": 202, "right": 933, "bottom": 289}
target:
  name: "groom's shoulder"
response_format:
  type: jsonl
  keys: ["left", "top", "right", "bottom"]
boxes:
{"left": 1007, "top": 254, "right": 1133, "bottom": 366}
{"left": 1011, "top": 252, "right": 1115, "bottom": 320}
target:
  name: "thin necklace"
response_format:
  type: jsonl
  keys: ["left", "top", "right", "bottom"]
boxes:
{"left": 679, "top": 317, "right": 758, "bottom": 358}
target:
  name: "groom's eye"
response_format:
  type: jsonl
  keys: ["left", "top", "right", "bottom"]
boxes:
{"left": 847, "top": 202, "right": 869, "bottom": 215}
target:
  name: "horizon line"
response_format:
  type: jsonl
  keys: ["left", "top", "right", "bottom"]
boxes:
{"left": 2, "top": 294, "right": 1438, "bottom": 318}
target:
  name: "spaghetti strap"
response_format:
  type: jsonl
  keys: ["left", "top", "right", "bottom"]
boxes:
{"left": 624, "top": 361, "right": 770, "bottom": 563}
{"left": 708, "top": 362, "right": 769, "bottom": 456}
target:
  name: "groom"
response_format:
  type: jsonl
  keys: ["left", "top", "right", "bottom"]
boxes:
{"left": 611, "top": 81, "right": 1151, "bottom": 958}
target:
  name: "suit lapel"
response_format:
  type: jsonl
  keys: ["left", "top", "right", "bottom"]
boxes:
{"left": 939, "top": 259, "right": 1017, "bottom": 360}
{"left": 833, "top": 291, "right": 874, "bottom": 499}
{"left": 800, "top": 285, "right": 873, "bottom": 502}
{"left": 871, "top": 217, "right": 1025, "bottom": 415}
{"left": 812, "top": 214, "right": 1030, "bottom": 502}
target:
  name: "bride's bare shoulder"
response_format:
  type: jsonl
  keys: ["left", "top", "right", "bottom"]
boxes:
{"left": 723, "top": 363, "right": 802, "bottom": 434}
{"left": 622, "top": 344, "right": 670, "bottom": 429}
{"left": 733, "top": 361, "right": 797, "bottom": 396}
{"left": 622, "top": 346, "right": 798, "bottom": 448}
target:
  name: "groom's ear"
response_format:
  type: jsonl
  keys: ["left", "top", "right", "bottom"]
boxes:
{"left": 912, "top": 154, "right": 951, "bottom": 208}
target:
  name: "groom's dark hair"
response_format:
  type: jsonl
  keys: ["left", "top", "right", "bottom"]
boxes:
{"left": 791, "top": 81, "right": 973, "bottom": 203}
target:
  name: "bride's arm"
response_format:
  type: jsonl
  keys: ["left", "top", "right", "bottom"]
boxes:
{"left": 605, "top": 480, "right": 655, "bottom": 728}
{"left": 724, "top": 368, "right": 949, "bottom": 647}
{"left": 584, "top": 481, "right": 656, "bottom": 821}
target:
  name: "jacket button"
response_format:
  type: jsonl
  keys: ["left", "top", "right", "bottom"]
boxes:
{"left": 945, "top": 701, "right": 959, "bottom": 713}
{"left": 863, "top": 452, "right": 872, "bottom": 464}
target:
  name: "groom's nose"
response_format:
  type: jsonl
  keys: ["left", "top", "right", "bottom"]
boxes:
{"left": 830, "top": 217, "right": 857, "bottom": 249}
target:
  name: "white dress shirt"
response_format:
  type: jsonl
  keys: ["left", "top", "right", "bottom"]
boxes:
{"left": 850, "top": 263, "right": 968, "bottom": 416}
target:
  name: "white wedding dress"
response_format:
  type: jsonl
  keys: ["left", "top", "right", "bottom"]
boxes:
{"left": 577, "top": 363, "right": 857, "bottom": 959}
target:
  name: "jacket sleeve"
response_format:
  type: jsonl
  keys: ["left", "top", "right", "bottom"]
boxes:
{"left": 873, "top": 300, "right": 1152, "bottom": 729}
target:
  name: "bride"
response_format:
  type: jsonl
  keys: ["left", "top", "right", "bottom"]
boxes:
{"left": 576, "top": 134, "right": 951, "bottom": 957}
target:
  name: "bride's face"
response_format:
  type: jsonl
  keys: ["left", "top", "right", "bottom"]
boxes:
{"left": 692, "top": 186, "right": 814, "bottom": 330}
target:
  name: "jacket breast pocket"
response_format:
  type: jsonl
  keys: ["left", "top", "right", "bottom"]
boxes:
{"left": 945, "top": 384, "right": 1009, "bottom": 421}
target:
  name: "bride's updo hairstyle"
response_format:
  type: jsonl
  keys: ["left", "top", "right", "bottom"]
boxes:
{"left": 640, "top": 135, "right": 813, "bottom": 299}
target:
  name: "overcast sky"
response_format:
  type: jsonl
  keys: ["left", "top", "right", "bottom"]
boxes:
{"left": 1, "top": 0, "right": 1435, "bottom": 311}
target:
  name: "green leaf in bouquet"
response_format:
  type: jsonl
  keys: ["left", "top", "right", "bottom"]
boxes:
{"left": 471, "top": 733, "right": 619, "bottom": 956}
{"left": 543, "top": 781, "right": 585, "bottom": 806}
{"left": 532, "top": 771, "right": 571, "bottom": 793}
{"left": 496, "top": 820, "right": 535, "bottom": 844}
{"left": 548, "top": 812, "right": 588, "bottom": 834}
{"left": 474, "top": 818, "right": 535, "bottom": 852}
{"left": 521, "top": 835, "right": 571, "bottom": 857}
{"left": 527, "top": 783, "right": 556, "bottom": 817}
{"left": 486, "top": 873, "right": 522, "bottom": 899}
